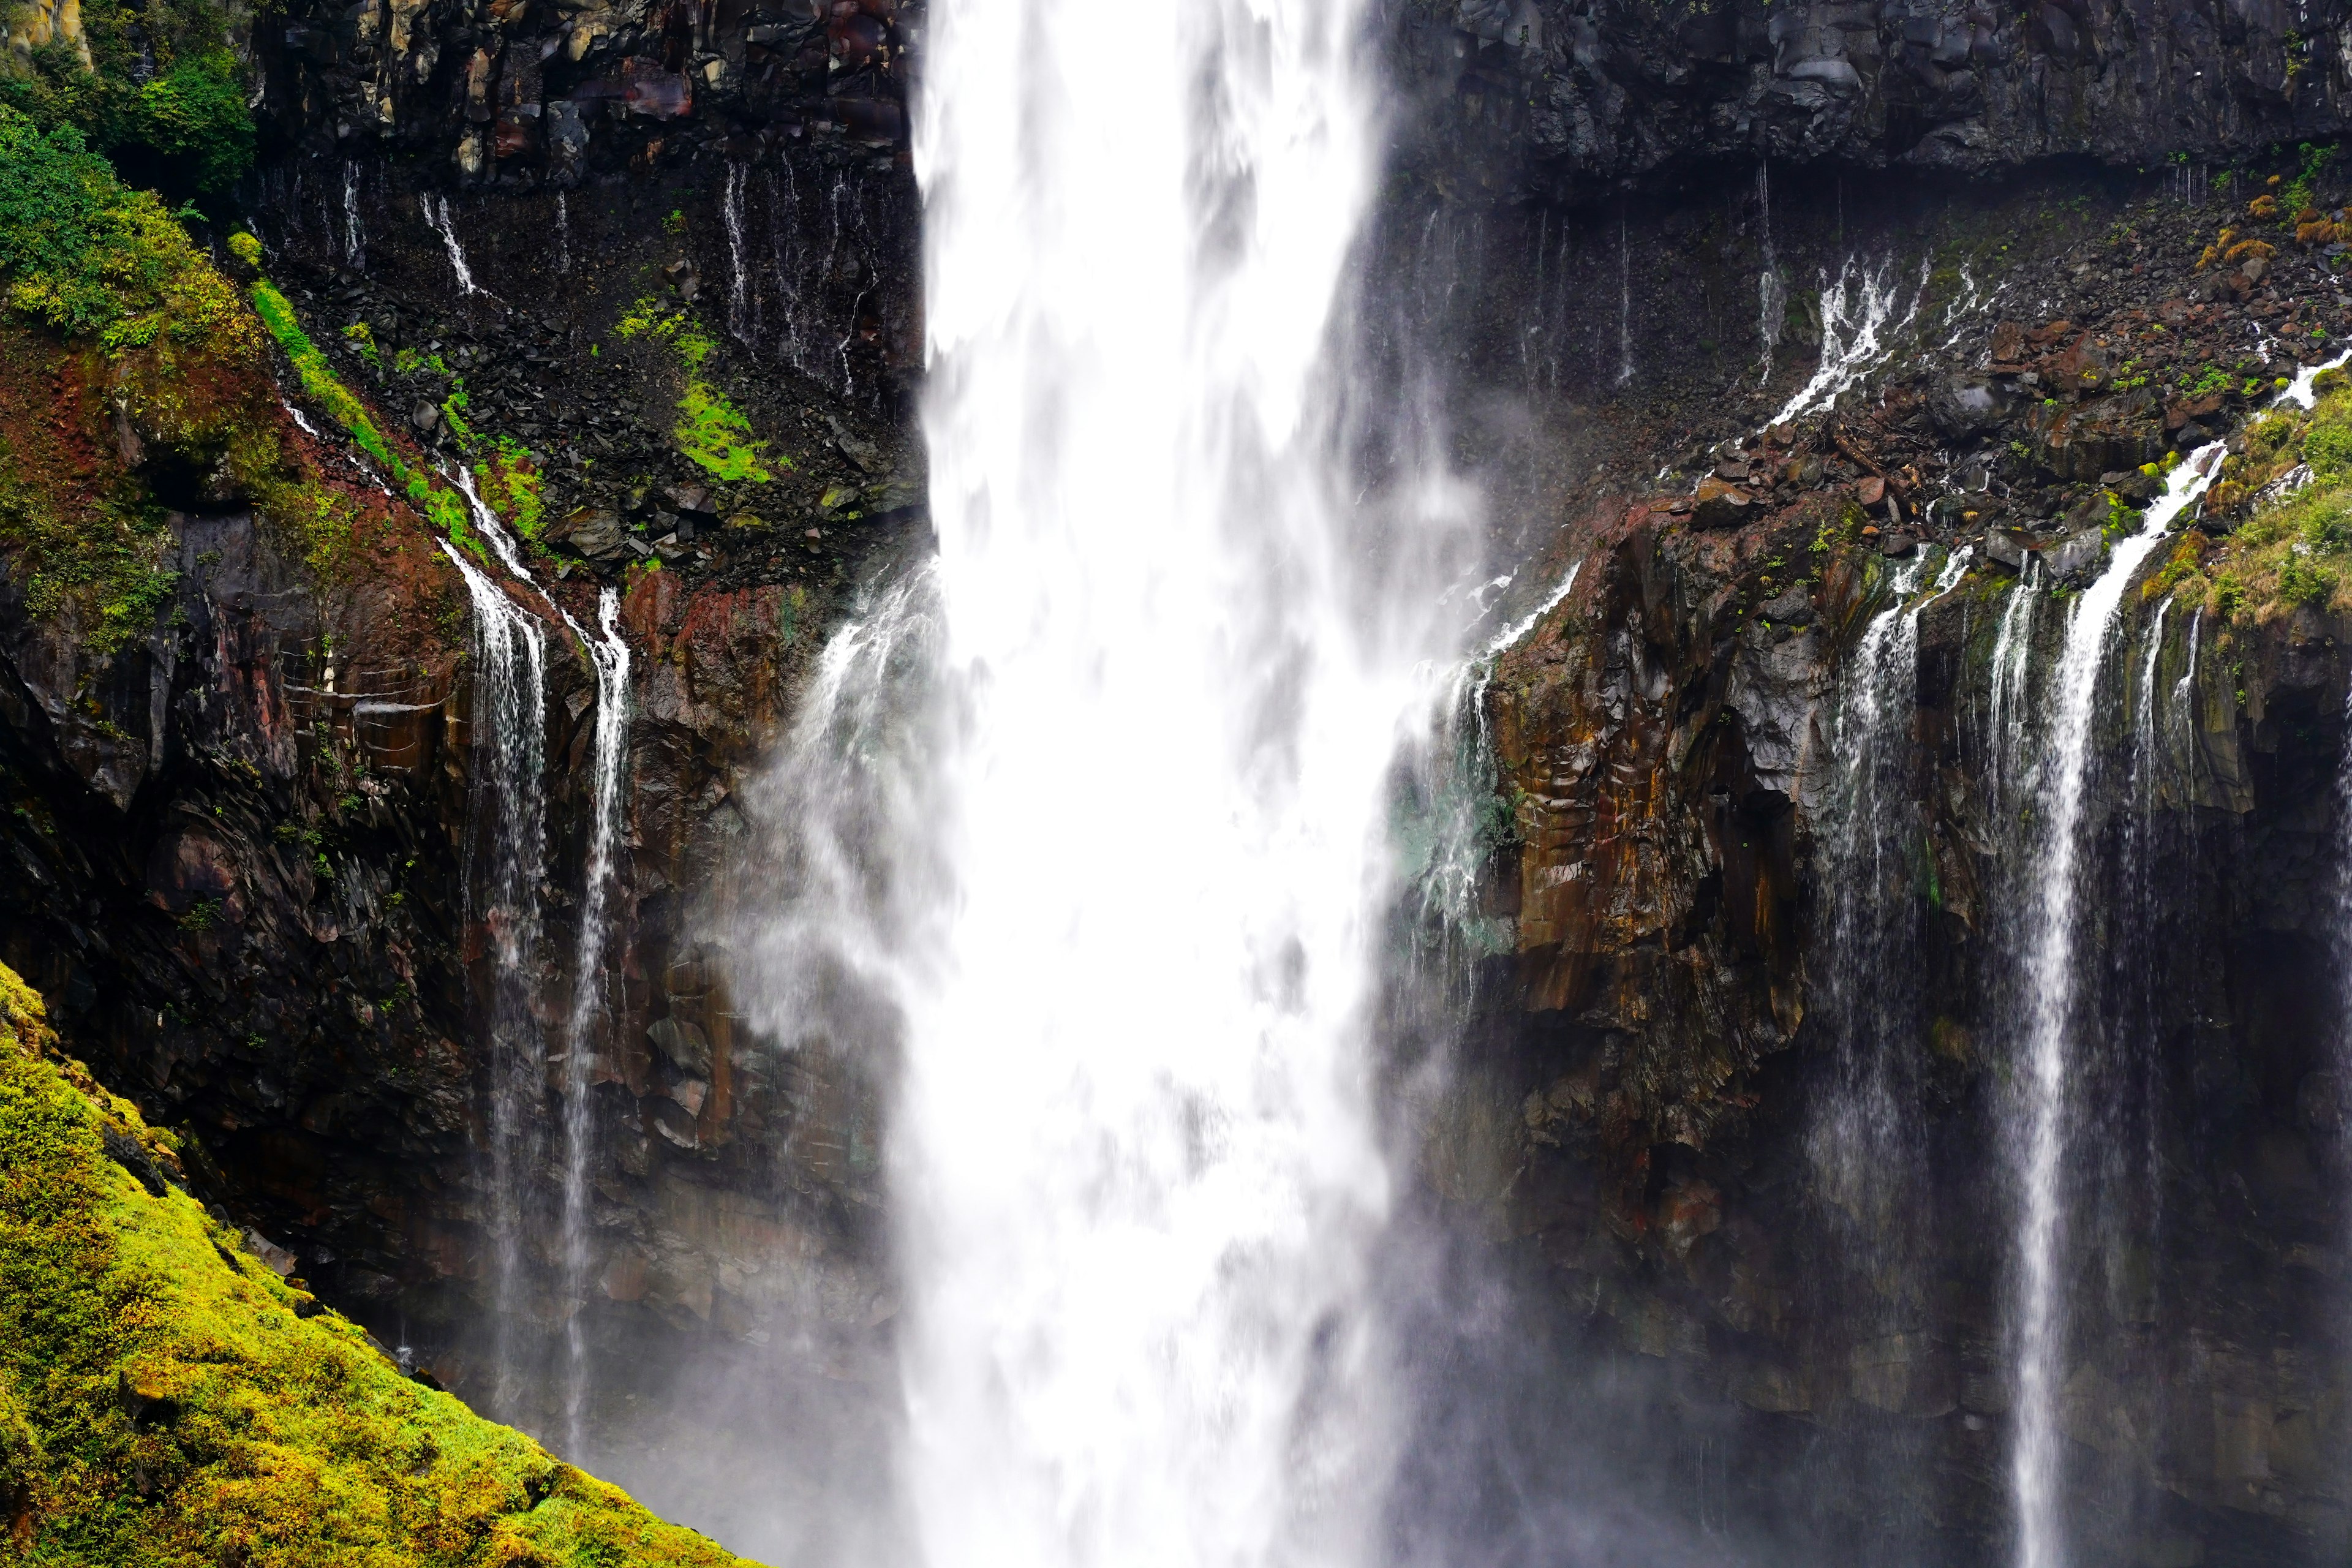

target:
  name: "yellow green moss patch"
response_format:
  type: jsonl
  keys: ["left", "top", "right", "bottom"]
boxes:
{"left": 0, "top": 962, "right": 766, "bottom": 1568}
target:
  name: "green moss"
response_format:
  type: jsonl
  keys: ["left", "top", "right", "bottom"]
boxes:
{"left": 613, "top": 298, "right": 779, "bottom": 484}
{"left": 249, "top": 279, "right": 478, "bottom": 559}
{"left": 0, "top": 960, "right": 766, "bottom": 1567}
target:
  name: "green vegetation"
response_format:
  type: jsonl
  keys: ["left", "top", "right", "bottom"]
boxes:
{"left": 2154, "top": 389, "right": 2352, "bottom": 622}
{"left": 614, "top": 298, "right": 780, "bottom": 484}
{"left": 0, "top": 0, "right": 253, "bottom": 195}
{"left": 0, "top": 962, "right": 765, "bottom": 1567}
{"left": 248, "top": 279, "right": 480, "bottom": 556}
{"left": 0, "top": 105, "right": 247, "bottom": 349}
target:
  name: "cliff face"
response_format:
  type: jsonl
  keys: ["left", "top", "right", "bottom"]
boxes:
{"left": 11, "top": 0, "right": 2352, "bottom": 1556}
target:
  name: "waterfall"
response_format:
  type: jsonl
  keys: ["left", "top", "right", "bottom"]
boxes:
{"left": 435, "top": 538, "right": 550, "bottom": 1406}
{"left": 448, "top": 466, "right": 635, "bottom": 1446}
{"left": 1616, "top": 208, "right": 1634, "bottom": 385}
{"left": 2007, "top": 443, "right": 2222, "bottom": 1568}
{"left": 556, "top": 192, "right": 571, "bottom": 277}
{"left": 559, "top": 586, "right": 631, "bottom": 1456}
{"left": 725, "top": 163, "right": 751, "bottom": 345}
{"left": 1770, "top": 258, "right": 1926, "bottom": 428}
{"left": 342, "top": 161, "right": 365, "bottom": 270}
{"left": 889, "top": 0, "right": 1455, "bottom": 1558}
{"left": 1756, "top": 160, "right": 1785, "bottom": 386}
{"left": 1812, "top": 549, "right": 1967, "bottom": 1286}
{"left": 423, "top": 194, "right": 482, "bottom": 298}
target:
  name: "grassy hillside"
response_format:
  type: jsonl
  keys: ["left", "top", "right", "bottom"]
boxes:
{"left": 0, "top": 963, "right": 767, "bottom": 1567}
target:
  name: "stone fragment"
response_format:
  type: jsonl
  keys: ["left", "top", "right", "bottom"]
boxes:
{"left": 1856, "top": 475, "right": 1886, "bottom": 505}
{"left": 1691, "top": 478, "right": 1753, "bottom": 529}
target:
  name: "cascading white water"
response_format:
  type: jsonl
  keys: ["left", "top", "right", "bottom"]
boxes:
{"left": 1769, "top": 258, "right": 1926, "bottom": 428}
{"left": 448, "top": 467, "right": 635, "bottom": 1447}
{"left": 557, "top": 193, "right": 571, "bottom": 277}
{"left": 342, "top": 161, "right": 365, "bottom": 269}
{"left": 899, "top": 1, "right": 1455, "bottom": 1562}
{"left": 725, "top": 163, "right": 752, "bottom": 344}
{"left": 423, "top": 194, "right": 483, "bottom": 298}
{"left": 435, "top": 538, "right": 550, "bottom": 1401}
{"left": 559, "top": 585, "right": 631, "bottom": 1454}
{"left": 1756, "top": 160, "right": 1784, "bottom": 386}
{"left": 1616, "top": 210, "right": 1634, "bottom": 385}
{"left": 2008, "top": 443, "right": 2222, "bottom": 1568}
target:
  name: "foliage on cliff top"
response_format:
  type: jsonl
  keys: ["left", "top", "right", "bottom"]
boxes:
{"left": 0, "top": 105, "right": 249, "bottom": 351}
{"left": 0, "top": 959, "right": 766, "bottom": 1568}
{"left": 2147, "top": 379, "right": 2352, "bottom": 624}
{"left": 0, "top": 0, "right": 254, "bottom": 195}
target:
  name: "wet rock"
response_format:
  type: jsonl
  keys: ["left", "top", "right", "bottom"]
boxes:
{"left": 549, "top": 505, "right": 628, "bottom": 561}
{"left": 647, "top": 1015, "right": 713, "bottom": 1078}
{"left": 1692, "top": 478, "right": 1754, "bottom": 529}
{"left": 1761, "top": 588, "right": 1814, "bottom": 625}
{"left": 2048, "top": 528, "right": 2108, "bottom": 581}
{"left": 1929, "top": 375, "right": 2007, "bottom": 437}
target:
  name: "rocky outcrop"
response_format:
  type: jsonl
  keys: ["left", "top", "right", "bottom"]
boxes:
{"left": 1398, "top": 0, "right": 2352, "bottom": 198}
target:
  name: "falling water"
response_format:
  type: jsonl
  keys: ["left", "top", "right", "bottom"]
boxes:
{"left": 1814, "top": 549, "right": 1968, "bottom": 1248}
{"left": 897, "top": 0, "right": 1457, "bottom": 1560}
{"left": 725, "top": 163, "right": 752, "bottom": 344}
{"left": 1616, "top": 209, "right": 1635, "bottom": 385}
{"left": 448, "top": 465, "right": 636, "bottom": 1443}
{"left": 423, "top": 194, "right": 482, "bottom": 297}
{"left": 2008, "top": 443, "right": 2222, "bottom": 1568}
{"left": 342, "top": 161, "right": 365, "bottom": 269}
{"left": 1770, "top": 258, "right": 1926, "bottom": 427}
{"left": 560, "top": 586, "right": 631, "bottom": 1455}
{"left": 435, "top": 538, "right": 550, "bottom": 1405}
{"left": 556, "top": 193, "right": 571, "bottom": 276}
{"left": 1757, "top": 160, "right": 1785, "bottom": 386}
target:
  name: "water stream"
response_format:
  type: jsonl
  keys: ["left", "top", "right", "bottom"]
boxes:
{"left": 2008, "top": 443, "right": 2222, "bottom": 1568}
{"left": 893, "top": 1, "right": 1458, "bottom": 1559}
{"left": 434, "top": 538, "right": 549, "bottom": 1407}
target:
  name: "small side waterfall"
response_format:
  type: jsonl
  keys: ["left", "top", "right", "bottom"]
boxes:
{"left": 2007, "top": 444, "right": 2222, "bottom": 1568}
{"left": 1757, "top": 160, "right": 1785, "bottom": 386}
{"left": 559, "top": 586, "right": 631, "bottom": 1455}
{"left": 342, "top": 161, "right": 365, "bottom": 270}
{"left": 1770, "top": 259, "right": 1926, "bottom": 427}
{"left": 435, "top": 538, "right": 550, "bottom": 1405}
{"left": 556, "top": 192, "right": 571, "bottom": 276}
{"left": 423, "top": 194, "right": 482, "bottom": 298}
{"left": 447, "top": 467, "right": 636, "bottom": 1447}
{"left": 1616, "top": 209, "right": 1635, "bottom": 385}
{"left": 724, "top": 163, "right": 752, "bottom": 344}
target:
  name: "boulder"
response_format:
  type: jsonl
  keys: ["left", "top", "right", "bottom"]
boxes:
{"left": 1929, "top": 374, "right": 2007, "bottom": 436}
{"left": 549, "top": 505, "right": 629, "bottom": 561}
{"left": 1691, "top": 478, "right": 1754, "bottom": 529}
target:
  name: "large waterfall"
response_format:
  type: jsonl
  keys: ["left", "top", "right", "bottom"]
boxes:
{"left": 880, "top": 1, "right": 1453, "bottom": 1561}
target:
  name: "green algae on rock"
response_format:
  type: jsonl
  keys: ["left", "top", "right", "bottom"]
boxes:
{"left": 0, "top": 962, "right": 767, "bottom": 1568}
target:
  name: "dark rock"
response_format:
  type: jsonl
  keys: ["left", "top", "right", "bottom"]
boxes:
{"left": 1928, "top": 375, "right": 2007, "bottom": 437}
{"left": 1692, "top": 478, "right": 1754, "bottom": 529}
{"left": 549, "top": 505, "right": 629, "bottom": 561}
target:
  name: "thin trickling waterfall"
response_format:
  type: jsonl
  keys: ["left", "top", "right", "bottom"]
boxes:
{"left": 435, "top": 538, "right": 550, "bottom": 1408}
{"left": 342, "top": 161, "right": 364, "bottom": 269}
{"left": 1756, "top": 160, "right": 1785, "bottom": 386}
{"left": 1616, "top": 209, "right": 1634, "bottom": 385}
{"left": 449, "top": 469, "right": 635, "bottom": 1446}
{"left": 1812, "top": 549, "right": 1967, "bottom": 1299}
{"left": 2008, "top": 444, "right": 2222, "bottom": 1568}
{"left": 888, "top": 0, "right": 1460, "bottom": 1559}
{"left": 556, "top": 193, "right": 571, "bottom": 276}
{"left": 724, "top": 163, "right": 751, "bottom": 344}
{"left": 1770, "top": 259, "right": 1926, "bottom": 427}
{"left": 423, "top": 194, "right": 481, "bottom": 297}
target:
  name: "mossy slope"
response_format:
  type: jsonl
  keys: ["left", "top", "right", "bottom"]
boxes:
{"left": 0, "top": 965, "right": 765, "bottom": 1567}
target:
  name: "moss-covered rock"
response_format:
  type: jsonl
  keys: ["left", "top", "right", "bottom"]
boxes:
{"left": 0, "top": 961, "right": 767, "bottom": 1568}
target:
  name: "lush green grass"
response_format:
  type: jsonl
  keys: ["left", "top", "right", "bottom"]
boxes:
{"left": 2151, "top": 382, "right": 2352, "bottom": 622}
{"left": 0, "top": 961, "right": 766, "bottom": 1567}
